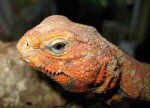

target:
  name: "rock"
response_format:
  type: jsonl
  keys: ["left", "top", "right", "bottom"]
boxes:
{"left": 0, "top": 41, "right": 82, "bottom": 108}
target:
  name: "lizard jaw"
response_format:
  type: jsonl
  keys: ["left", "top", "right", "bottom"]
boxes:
{"left": 45, "top": 70, "right": 64, "bottom": 76}
{"left": 40, "top": 66, "right": 69, "bottom": 77}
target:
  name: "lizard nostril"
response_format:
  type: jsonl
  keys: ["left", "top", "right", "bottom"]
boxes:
{"left": 24, "top": 41, "right": 30, "bottom": 48}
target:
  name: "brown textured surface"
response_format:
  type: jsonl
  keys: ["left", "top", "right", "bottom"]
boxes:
{"left": 17, "top": 15, "right": 150, "bottom": 103}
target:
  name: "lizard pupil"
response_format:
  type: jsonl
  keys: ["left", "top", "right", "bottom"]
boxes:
{"left": 53, "top": 42, "right": 65, "bottom": 50}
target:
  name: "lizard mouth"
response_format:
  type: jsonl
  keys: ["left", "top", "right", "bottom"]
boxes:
{"left": 41, "top": 67, "right": 69, "bottom": 77}
{"left": 42, "top": 68, "right": 73, "bottom": 87}
{"left": 45, "top": 70, "right": 65, "bottom": 76}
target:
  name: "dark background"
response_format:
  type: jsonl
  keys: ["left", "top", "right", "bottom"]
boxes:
{"left": 0, "top": 0, "right": 150, "bottom": 63}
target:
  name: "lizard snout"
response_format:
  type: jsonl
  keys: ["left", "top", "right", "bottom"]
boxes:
{"left": 17, "top": 36, "right": 30, "bottom": 52}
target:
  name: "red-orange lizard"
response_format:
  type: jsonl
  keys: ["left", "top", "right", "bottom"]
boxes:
{"left": 17, "top": 15, "right": 150, "bottom": 104}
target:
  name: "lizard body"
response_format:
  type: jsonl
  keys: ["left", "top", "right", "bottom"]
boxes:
{"left": 17, "top": 15, "right": 150, "bottom": 103}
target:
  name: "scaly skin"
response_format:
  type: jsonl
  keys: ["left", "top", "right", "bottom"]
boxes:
{"left": 17, "top": 15, "right": 150, "bottom": 103}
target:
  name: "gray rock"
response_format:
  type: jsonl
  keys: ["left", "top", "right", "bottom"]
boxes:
{"left": 0, "top": 41, "right": 69, "bottom": 108}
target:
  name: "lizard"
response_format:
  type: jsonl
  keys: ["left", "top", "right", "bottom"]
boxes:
{"left": 17, "top": 15, "right": 150, "bottom": 104}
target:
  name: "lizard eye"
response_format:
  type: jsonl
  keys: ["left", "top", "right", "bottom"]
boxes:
{"left": 47, "top": 38, "right": 68, "bottom": 54}
{"left": 53, "top": 42, "right": 66, "bottom": 50}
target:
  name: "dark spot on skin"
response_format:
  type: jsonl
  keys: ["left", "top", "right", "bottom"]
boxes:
{"left": 114, "top": 66, "right": 118, "bottom": 71}
{"left": 26, "top": 102, "right": 32, "bottom": 106}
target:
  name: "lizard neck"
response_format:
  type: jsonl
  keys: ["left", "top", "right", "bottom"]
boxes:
{"left": 120, "top": 53, "right": 150, "bottom": 100}
{"left": 93, "top": 39, "right": 150, "bottom": 100}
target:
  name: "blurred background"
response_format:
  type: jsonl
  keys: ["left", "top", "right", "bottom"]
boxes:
{"left": 0, "top": 0, "right": 150, "bottom": 63}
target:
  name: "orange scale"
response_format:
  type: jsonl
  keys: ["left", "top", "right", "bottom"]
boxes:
{"left": 85, "top": 66, "right": 90, "bottom": 71}
{"left": 85, "top": 72, "right": 90, "bottom": 77}
{"left": 80, "top": 70, "right": 85, "bottom": 74}
{"left": 80, "top": 74, "right": 86, "bottom": 79}
{"left": 53, "top": 74, "right": 70, "bottom": 85}
{"left": 44, "top": 67, "right": 50, "bottom": 72}
{"left": 75, "top": 62, "right": 82, "bottom": 67}
{"left": 75, "top": 54, "right": 81, "bottom": 58}
{"left": 81, "top": 49, "right": 87, "bottom": 55}
{"left": 46, "top": 65, "right": 56, "bottom": 72}
{"left": 64, "top": 65, "right": 72, "bottom": 70}
{"left": 89, "top": 58, "right": 95, "bottom": 63}
{"left": 81, "top": 59, "right": 87, "bottom": 63}
{"left": 80, "top": 65, "right": 85, "bottom": 69}
{"left": 88, "top": 64, "right": 94, "bottom": 69}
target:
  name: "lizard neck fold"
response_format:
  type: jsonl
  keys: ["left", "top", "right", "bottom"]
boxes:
{"left": 93, "top": 40, "right": 150, "bottom": 100}
{"left": 92, "top": 41, "right": 123, "bottom": 94}
{"left": 120, "top": 53, "right": 150, "bottom": 100}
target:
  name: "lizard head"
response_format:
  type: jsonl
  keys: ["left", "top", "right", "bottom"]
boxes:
{"left": 17, "top": 15, "right": 120, "bottom": 93}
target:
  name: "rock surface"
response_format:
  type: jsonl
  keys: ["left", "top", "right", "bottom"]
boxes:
{"left": 2, "top": 41, "right": 148, "bottom": 108}
{"left": 0, "top": 41, "right": 82, "bottom": 108}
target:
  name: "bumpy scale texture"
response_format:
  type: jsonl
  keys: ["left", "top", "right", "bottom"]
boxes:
{"left": 17, "top": 15, "right": 150, "bottom": 102}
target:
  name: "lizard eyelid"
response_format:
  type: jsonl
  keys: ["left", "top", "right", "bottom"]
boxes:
{"left": 47, "top": 38, "right": 69, "bottom": 55}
